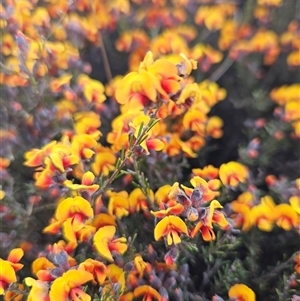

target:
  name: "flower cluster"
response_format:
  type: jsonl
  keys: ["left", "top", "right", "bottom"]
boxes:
{"left": 0, "top": 0, "right": 299, "bottom": 301}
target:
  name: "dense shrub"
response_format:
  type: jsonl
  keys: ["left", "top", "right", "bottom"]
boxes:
{"left": 0, "top": 0, "right": 299, "bottom": 300}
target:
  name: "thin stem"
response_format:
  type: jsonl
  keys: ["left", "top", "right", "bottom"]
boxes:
{"left": 209, "top": 56, "right": 234, "bottom": 82}
{"left": 92, "top": 114, "right": 160, "bottom": 203}
{"left": 97, "top": 30, "right": 113, "bottom": 82}
{"left": 132, "top": 158, "right": 154, "bottom": 210}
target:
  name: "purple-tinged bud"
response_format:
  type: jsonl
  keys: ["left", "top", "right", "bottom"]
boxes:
{"left": 173, "top": 287, "right": 183, "bottom": 301}
{"left": 159, "top": 287, "right": 169, "bottom": 301}
{"left": 163, "top": 276, "right": 176, "bottom": 289}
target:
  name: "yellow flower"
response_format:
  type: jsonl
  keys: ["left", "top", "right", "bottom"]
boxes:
{"left": 192, "top": 165, "right": 219, "bottom": 180}
{"left": 93, "top": 225, "right": 128, "bottom": 262}
{"left": 107, "top": 190, "right": 130, "bottom": 218}
{"left": 228, "top": 284, "right": 256, "bottom": 301}
{"left": 0, "top": 260, "right": 17, "bottom": 295}
{"left": 49, "top": 270, "right": 93, "bottom": 301}
{"left": 78, "top": 259, "right": 108, "bottom": 285}
{"left": 133, "top": 285, "right": 161, "bottom": 301}
{"left": 219, "top": 161, "right": 248, "bottom": 187}
{"left": 129, "top": 188, "right": 154, "bottom": 214}
{"left": 249, "top": 196, "right": 276, "bottom": 232}
{"left": 101, "top": 264, "right": 125, "bottom": 300}
{"left": 50, "top": 196, "right": 94, "bottom": 243}
{"left": 154, "top": 215, "right": 188, "bottom": 245}
{"left": 25, "top": 278, "right": 49, "bottom": 301}
{"left": 92, "top": 146, "right": 116, "bottom": 176}
{"left": 64, "top": 171, "right": 99, "bottom": 195}
{"left": 274, "top": 204, "right": 299, "bottom": 231}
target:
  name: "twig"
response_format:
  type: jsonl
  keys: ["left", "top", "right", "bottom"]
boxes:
{"left": 254, "top": 252, "right": 297, "bottom": 284}
{"left": 97, "top": 30, "right": 113, "bottom": 82}
{"left": 209, "top": 56, "right": 234, "bottom": 82}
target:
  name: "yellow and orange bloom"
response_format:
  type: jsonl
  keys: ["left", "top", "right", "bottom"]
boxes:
{"left": 78, "top": 259, "right": 108, "bottom": 285}
{"left": 77, "top": 74, "right": 106, "bottom": 105}
{"left": 190, "top": 221, "right": 216, "bottom": 241}
{"left": 134, "top": 285, "right": 161, "bottom": 301}
{"left": 151, "top": 203, "right": 184, "bottom": 218}
{"left": 0, "top": 260, "right": 17, "bottom": 295}
{"left": 294, "top": 253, "right": 300, "bottom": 274}
{"left": 74, "top": 112, "right": 102, "bottom": 140}
{"left": 228, "top": 283, "right": 256, "bottom": 301}
{"left": 71, "top": 134, "right": 98, "bottom": 160}
{"left": 134, "top": 255, "right": 148, "bottom": 278}
{"left": 49, "top": 270, "right": 93, "bottom": 301}
{"left": 31, "top": 257, "right": 55, "bottom": 277}
{"left": 25, "top": 278, "right": 50, "bottom": 301}
{"left": 154, "top": 215, "right": 188, "bottom": 245}
{"left": 129, "top": 115, "right": 164, "bottom": 155}
{"left": 107, "top": 190, "right": 130, "bottom": 218}
{"left": 154, "top": 184, "right": 174, "bottom": 209}
{"left": 63, "top": 171, "right": 99, "bottom": 196}
{"left": 44, "top": 196, "right": 94, "bottom": 244}
{"left": 129, "top": 188, "right": 155, "bottom": 214}
{"left": 93, "top": 225, "right": 128, "bottom": 262}
{"left": 206, "top": 116, "right": 224, "bottom": 139}
{"left": 101, "top": 264, "right": 126, "bottom": 299}
{"left": 274, "top": 203, "right": 299, "bottom": 231}
{"left": 219, "top": 161, "right": 249, "bottom": 187}
{"left": 247, "top": 196, "right": 276, "bottom": 232}
{"left": 0, "top": 248, "right": 24, "bottom": 295}
{"left": 192, "top": 165, "right": 219, "bottom": 180}
{"left": 92, "top": 146, "right": 116, "bottom": 177}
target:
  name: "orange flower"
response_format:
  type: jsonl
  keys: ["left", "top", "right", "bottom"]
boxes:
{"left": 4, "top": 284, "right": 24, "bottom": 301}
{"left": 154, "top": 215, "right": 188, "bottom": 245}
{"left": 219, "top": 161, "right": 248, "bottom": 187}
{"left": 31, "top": 257, "right": 55, "bottom": 276}
{"left": 134, "top": 285, "right": 161, "bottom": 301}
{"left": 192, "top": 165, "right": 219, "bottom": 180}
{"left": 151, "top": 203, "right": 184, "bottom": 218}
{"left": 49, "top": 270, "right": 93, "bottom": 301}
{"left": 93, "top": 225, "right": 128, "bottom": 262}
{"left": 92, "top": 213, "right": 117, "bottom": 230}
{"left": 191, "top": 43, "right": 223, "bottom": 72}
{"left": 294, "top": 253, "right": 300, "bottom": 274}
{"left": 49, "top": 74, "right": 73, "bottom": 93}
{"left": 190, "top": 221, "right": 215, "bottom": 241}
{"left": 24, "top": 141, "right": 57, "bottom": 168}
{"left": 6, "top": 248, "right": 24, "bottom": 272}
{"left": 198, "top": 80, "right": 227, "bottom": 107}
{"left": 228, "top": 284, "right": 256, "bottom": 301}
{"left": 78, "top": 259, "right": 108, "bottom": 285}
